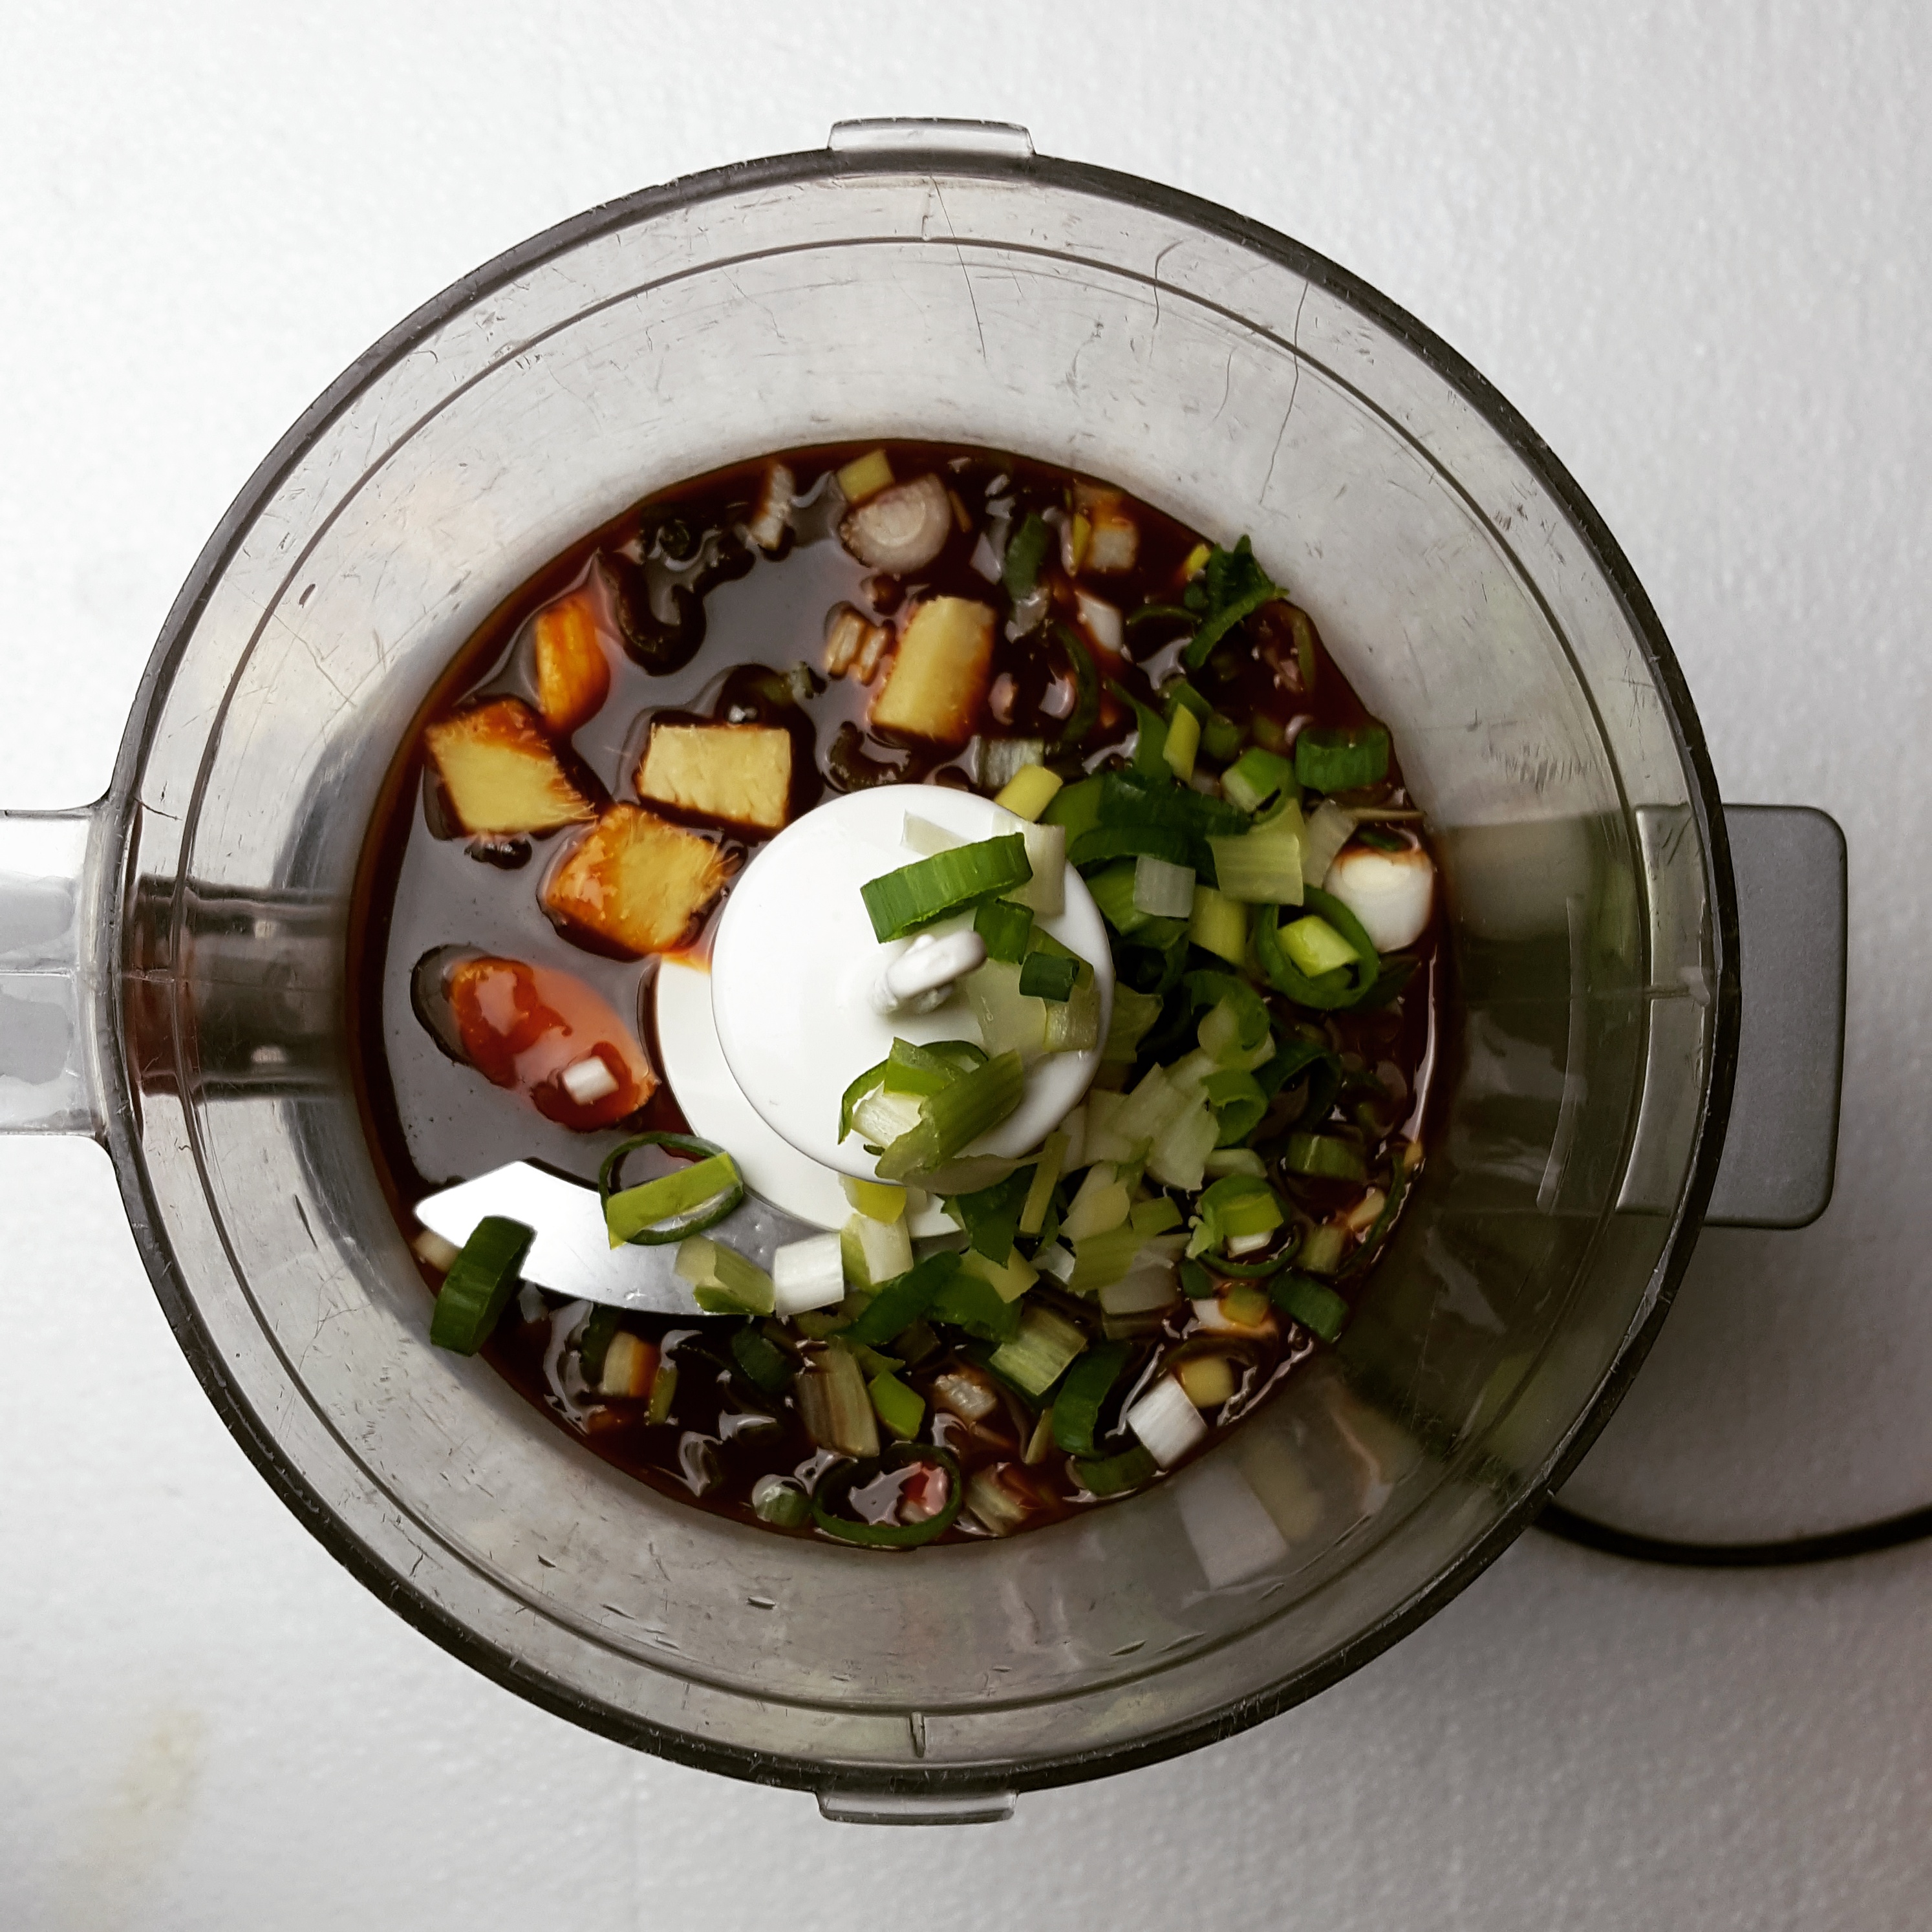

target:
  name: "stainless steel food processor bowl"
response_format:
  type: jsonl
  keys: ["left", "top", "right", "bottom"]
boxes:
{"left": 0, "top": 120, "right": 1844, "bottom": 1822}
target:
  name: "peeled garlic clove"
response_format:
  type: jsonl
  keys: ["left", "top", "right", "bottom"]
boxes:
{"left": 839, "top": 474, "right": 953, "bottom": 574}
{"left": 1323, "top": 844, "right": 1435, "bottom": 952}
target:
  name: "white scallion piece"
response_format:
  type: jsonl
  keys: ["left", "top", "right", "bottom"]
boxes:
{"left": 1100, "top": 1262, "right": 1181, "bottom": 1316}
{"left": 1075, "top": 588, "right": 1124, "bottom": 657}
{"left": 746, "top": 462, "right": 795, "bottom": 553}
{"left": 1000, "top": 818, "right": 1066, "bottom": 917}
{"left": 772, "top": 1231, "right": 847, "bottom": 1317}
{"left": 1301, "top": 800, "right": 1357, "bottom": 888}
{"left": 1324, "top": 844, "right": 1436, "bottom": 952}
{"left": 411, "top": 1227, "right": 461, "bottom": 1272}
{"left": 1127, "top": 1375, "right": 1211, "bottom": 1468}
{"left": 1034, "top": 1242, "right": 1076, "bottom": 1283}
{"left": 903, "top": 813, "right": 965, "bottom": 857}
{"left": 560, "top": 1055, "right": 620, "bottom": 1106}
{"left": 1226, "top": 1229, "right": 1274, "bottom": 1257}
{"left": 1058, "top": 1102, "right": 1088, "bottom": 1174}
{"left": 1133, "top": 854, "right": 1196, "bottom": 919}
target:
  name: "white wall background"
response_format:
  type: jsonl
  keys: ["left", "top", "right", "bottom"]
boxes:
{"left": 1, "top": 3, "right": 1927, "bottom": 1927}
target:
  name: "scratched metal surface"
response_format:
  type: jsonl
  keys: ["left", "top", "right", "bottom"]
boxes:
{"left": 0, "top": 5, "right": 1926, "bottom": 1927}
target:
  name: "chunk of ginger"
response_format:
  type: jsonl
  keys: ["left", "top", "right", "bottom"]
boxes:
{"left": 637, "top": 722, "right": 793, "bottom": 832}
{"left": 869, "top": 596, "right": 996, "bottom": 747}
{"left": 425, "top": 699, "right": 594, "bottom": 837}
{"left": 531, "top": 591, "right": 610, "bottom": 734}
{"left": 542, "top": 804, "right": 734, "bottom": 956}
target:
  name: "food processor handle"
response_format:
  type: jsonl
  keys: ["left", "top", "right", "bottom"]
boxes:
{"left": 1703, "top": 804, "right": 1846, "bottom": 1229}
{"left": 828, "top": 118, "right": 1036, "bottom": 159}
{"left": 0, "top": 804, "right": 104, "bottom": 1137}
{"left": 815, "top": 1787, "right": 1016, "bottom": 1827}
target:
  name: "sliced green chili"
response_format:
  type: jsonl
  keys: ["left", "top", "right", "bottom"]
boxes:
{"left": 811, "top": 1444, "right": 965, "bottom": 1549}
{"left": 597, "top": 1133, "right": 744, "bottom": 1247}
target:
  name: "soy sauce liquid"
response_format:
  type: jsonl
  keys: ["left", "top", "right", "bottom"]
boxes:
{"left": 347, "top": 442, "right": 1441, "bottom": 1540}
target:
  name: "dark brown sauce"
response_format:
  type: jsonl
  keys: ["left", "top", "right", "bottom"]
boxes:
{"left": 346, "top": 440, "right": 1443, "bottom": 1544}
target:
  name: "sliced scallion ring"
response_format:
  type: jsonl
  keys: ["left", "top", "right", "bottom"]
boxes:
{"left": 1254, "top": 886, "right": 1380, "bottom": 1011}
{"left": 429, "top": 1216, "right": 534, "bottom": 1355}
{"left": 861, "top": 835, "right": 1033, "bottom": 941}
{"left": 810, "top": 1444, "right": 965, "bottom": 1549}
{"left": 597, "top": 1132, "right": 745, "bottom": 1247}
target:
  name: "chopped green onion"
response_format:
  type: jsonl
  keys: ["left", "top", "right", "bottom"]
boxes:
{"left": 1052, "top": 624, "right": 1102, "bottom": 751}
{"left": 960, "top": 1243, "right": 1038, "bottom": 1302}
{"left": 796, "top": 1344, "right": 880, "bottom": 1457}
{"left": 576, "top": 1304, "right": 621, "bottom": 1384}
{"left": 1088, "top": 861, "right": 1150, "bottom": 935}
{"left": 731, "top": 1324, "right": 795, "bottom": 1396}
{"left": 1069, "top": 823, "right": 1200, "bottom": 872}
{"left": 1223, "top": 747, "right": 1295, "bottom": 814}
{"left": 850, "top": 1082, "right": 927, "bottom": 1147}
{"left": 1285, "top": 1133, "right": 1368, "bottom": 1182}
{"left": 1067, "top": 1223, "right": 1146, "bottom": 1293}
{"left": 1183, "top": 537, "right": 1285, "bottom": 670}
{"left": 1102, "top": 983, "right": 1163, "bottom": 1064}
{"left": 954, "top": 1165, "right": 1036, "bottom": 1261}
{"left": 841, "top": 1175, "right": 908, "bottom": 1223}
{"left": 841, "top": 1210, "right": 914, "bottom": 1289}
{"left": 1294, "top": 724, "right": 1390, "bottom": 793}
{"left": 1041, "top": 772, "right": 1104, "bottom": 841}
{"left": 674, "top": 1235, "right": 777, "bottom": 1316}
{"left": 1163, "top": 703, "right": 1200, "bottom": 781}
{"left": 882, "top": 1035, "right": 984, "bottom": 1097}
{"left": 1300, "top": 800, "right": 1357, "bottom": 887}
{"left": 1297, "top": 1223, "right": 1347, "bottom": 1274}
{"left": 868, "top": 1369, "right": 926, "bottom": 1440}
{"left": 811, "top": 1444, "right": 963, "bottom": 1549}
{"left": 876, "top": 1049, "right": 1025, "bottom": 1183}
{"left": 993, "top": 762, "right": 1064, "bottom": 822}
{"left": 1187, "top": 1175, "right": 1284, "bottom": 1258}
{"left": 929, "top": 1265, "right": 1024, "bottom": 1343}
{"left": 1204, "top": 1147, "right": 1267, "bottom": 1179}
{"left": 861, "top": 835, "right": 1033, "bottom": 941}
{"left": 429, "top": 1217, "right": 533, "bottom": 1354}
{"left": 598, "top": 1133, "right": 746, "bottom": 1247}
{"left": 603, "top": 1151, "right": 740, "bottom": 1248}
{"left": 1208, "top": 802, "right": 1306, "bottom": 905}
{"left": 839, "top": 1058, "right": 889, "bottom": 1141}
{"left": 1018, "top": 950, "right": 1080, "bottom": 1002}
{"left": 1074, "top": 1442, "right": 1157, "bottom": 1496}
{"left": 1205, "top": 1067, "right": 1267, "bottom": 1144}
{"left": 643, "top": 1360, "right": 678, "bottom": 1425}
{"left": 1254, "top": 888, "right": 1380, "bottom": 1010}
{"left": 1163, "top": 680, "right": 1212, "bottom": 722}
{"left": 1125, "top": 601, "right": 1197, "bottom": 633}
{"left": 751, "top": 1476, "right": 811, "bottom": 1528}
{"left": 1042, "top": 961, "right": 1100, "bottom": 1053}
{"left": 1003, "top": 512, "right": 1050, "bottom": 596}
{"left": 1272, "top": 1271, "right": 1349, "bottom": 1343}
{"left": 1281, "top": 914, "right": 1360, "bottom": 979}
{"left": 1062, "top": 1164, "right": 1133, "bottom": 1241}
{"left": 1188, "top": 884, "right": 1249, "bottom": 965}
{"left": 1133, "top": 853, "right": 1196, "bottom": 919}
{"left": 1007, "top": 818, "right": 1068, "bottom": 919}
{"left": 989, "top": 1305, "right": 1088, "bottom": 1399}
{"left": 1130, "top": 1196, "right": 1183, "bottom": 1236}
{"left": 1201, "top": 712, "right": 1245, "bottom": 762}
{"left": 844, "top": 1251, "right": 961, "bottom": 1347}
{"left": 1018, "top": 1132, "right": 1068, "bottom": 1236}
{"left": 1051, "top": 1340, "right": 1132, "bottom": 1455}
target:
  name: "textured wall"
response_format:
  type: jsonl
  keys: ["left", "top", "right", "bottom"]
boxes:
{"left": 0, "top": 4, "right": 1926, "bottom": 1926}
